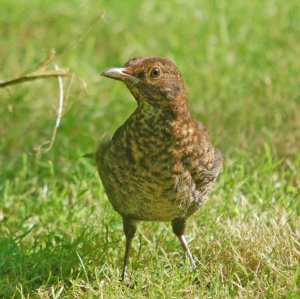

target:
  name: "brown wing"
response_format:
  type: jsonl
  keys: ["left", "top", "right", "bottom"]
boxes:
{"left": 202, "top": 149, "right": 223, "bottom": 180}
{"left": 96, "top": 135, "right": 113, "bottom": 175}
{"left": 182, "top": 120, "right": 222, "bottom": 192}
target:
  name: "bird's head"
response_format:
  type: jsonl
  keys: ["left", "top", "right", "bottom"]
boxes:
{"left": 101, "top": 56, "right": 188, "bottom": 114}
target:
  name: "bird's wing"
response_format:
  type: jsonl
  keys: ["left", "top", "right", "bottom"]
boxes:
{"left": 96, "top": 134, "right": 113, "bottom": 167}
{"left": 183, "top": 121, "right": 222, "bottom": 191}
{"left": 202, "top": 149, "right": 223, "bottom": 180}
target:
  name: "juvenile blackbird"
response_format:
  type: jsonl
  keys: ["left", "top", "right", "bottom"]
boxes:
{"left": 97, "top": 56, "right": 222, "bottom": 282}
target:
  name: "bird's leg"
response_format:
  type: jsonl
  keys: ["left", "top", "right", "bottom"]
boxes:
{"left": 121, "top": 217, "right": 137, "bottom": 284}
{"left": 171, "top": 218, "right": 197, "bottom": 268}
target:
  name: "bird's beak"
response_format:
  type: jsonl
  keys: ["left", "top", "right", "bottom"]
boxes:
{"left": 101, "top": 67, "right": 130, "bottom": 81}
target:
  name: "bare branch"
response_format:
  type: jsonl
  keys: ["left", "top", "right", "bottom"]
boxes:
{"left": 0, "top": 48, "right": 73, "bottom": 89}
{"left": 0, "top": 70, "right": 71, "bottom": 88}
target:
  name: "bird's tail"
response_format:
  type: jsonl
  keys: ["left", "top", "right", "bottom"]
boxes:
{"left": 82, "top": 153, "right": 95, "bottom": 159}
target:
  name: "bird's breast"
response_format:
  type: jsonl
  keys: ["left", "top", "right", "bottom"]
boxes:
{"left": 97, "top": 110, "right": 212, "bottom": 220}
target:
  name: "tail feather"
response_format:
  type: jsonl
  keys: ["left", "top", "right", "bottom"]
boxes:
{"left": 82, "top": 153, "right": 95, "bottom": 159}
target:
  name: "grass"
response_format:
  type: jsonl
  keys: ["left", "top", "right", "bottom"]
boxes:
{"left": 0, "top": 0, "right": 299, "bottom": 298}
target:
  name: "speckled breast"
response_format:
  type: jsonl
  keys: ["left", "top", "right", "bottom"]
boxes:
{"left": 97, "top": 110, "right": 209, "bottom": 221}
{"left": 99, "top": 145, "right": 204, "bottom": 221}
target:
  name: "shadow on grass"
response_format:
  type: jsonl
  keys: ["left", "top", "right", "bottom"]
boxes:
{"left": 0, "top": 228, "right": 109, "bottom": 298}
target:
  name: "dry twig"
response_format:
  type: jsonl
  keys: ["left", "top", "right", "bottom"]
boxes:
{"left": 0, "top": 12, "right": 103, "bottom": 154}
{"left": 0, "top": 48, "right": 86, "bottom": 155}
{"left": 0, "top": 49, "right": 72, "bottom": 88}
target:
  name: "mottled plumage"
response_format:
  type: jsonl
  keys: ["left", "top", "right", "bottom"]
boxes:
{"left": 97, "top": 56, "right": 222, "bottom": 283}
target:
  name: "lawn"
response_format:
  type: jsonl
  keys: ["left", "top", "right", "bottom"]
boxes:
{"left": 0, "top": 0, "right": 299, "bottom": 298}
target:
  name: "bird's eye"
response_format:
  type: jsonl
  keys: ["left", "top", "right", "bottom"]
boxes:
{"left": 150, "top": 67, "right": 161, "bottom": 78}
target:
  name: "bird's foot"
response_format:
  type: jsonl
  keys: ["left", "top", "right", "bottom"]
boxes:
{"left": 120, "top": 270, "right": 135, "bottom": 288}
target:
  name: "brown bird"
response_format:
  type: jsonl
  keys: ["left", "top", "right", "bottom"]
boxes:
{"left": 97, "top": 56, "right": 222, "bottom": 283}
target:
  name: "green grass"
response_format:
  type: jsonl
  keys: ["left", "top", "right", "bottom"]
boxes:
{"left": 0, "top": 0, "right": 299, "bottom": 298}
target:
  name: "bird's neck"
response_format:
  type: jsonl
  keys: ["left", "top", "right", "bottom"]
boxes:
{"left": 137, "top": 94, "right": 191, "bottom": 122}
{"left": 131, "top": 99, "right": 194, "bottom": 143}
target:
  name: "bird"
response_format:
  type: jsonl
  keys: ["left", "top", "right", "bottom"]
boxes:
{"left": 97, "top": 56, "right": 222, "bottom": 283}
